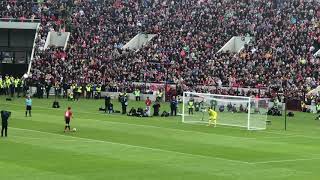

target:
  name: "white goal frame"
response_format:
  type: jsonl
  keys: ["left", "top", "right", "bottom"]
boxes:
{"left": 182, "top": 92, "right": 268, "bottom": 130}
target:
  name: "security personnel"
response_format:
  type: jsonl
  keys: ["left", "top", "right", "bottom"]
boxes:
{"left": 316, "top": 102, "right": 320, "bottom": 114}
{"left": 118, "top": 92, "right": 124, "bottom": 102}
{"left": 70, "top": 84, "right": 76, "bottom": 96}
{"left": 301, "top": 101, "right": 307, "bottom": 112}
{"left": 17, "top": 79, "right": 23, "bottom": 98}
{"left": 156, "top": 90, "right": 163, "bottom": 101}
{"left": 90, "top": 84, "right": 94, "bottom": 98}
{"left": 14, "top": 78, "right": 19, "bottom": 96}
{"left": 5, "top": 76, "right": 11, "bottom": 95}
{"left": 86, "top": 84, "right": 91, "bottom": 99}
{"left": 188, "top": 99, "right": 195, "bottom": 115}
{"left": 73, "top": 84, "right": 78, "bottom": 100}
{"left": 96, "top": 85, "right": 102, "bottom": 99}
{"left": 0, "top": 78, "right": 3, "bottom": 95}
{"left": 9, "top": 78, "right": 15, "bottom": 97}
{"left": 134, "top": 89, "right": 140, "bottom": 101}
{"left": 68, "top": 91, "right": 74, "bottom": 101}
{"left": 76, "top": 85, "right": 82, "bottom": 101}
{"left": 123, "top": 91, "right": 128, "bottom": 99}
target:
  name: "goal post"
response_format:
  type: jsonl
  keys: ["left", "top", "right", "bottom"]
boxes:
{"left": 182, "top": 92, "right": 269, "bottom": 130}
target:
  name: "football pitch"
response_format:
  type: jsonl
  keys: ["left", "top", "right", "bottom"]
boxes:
{"left": 1, "top": 96, "right": 320, "bottom": 180}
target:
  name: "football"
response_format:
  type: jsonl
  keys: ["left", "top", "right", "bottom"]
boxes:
{"left": 72, "top": 128, "right": 77, "bottom": 132}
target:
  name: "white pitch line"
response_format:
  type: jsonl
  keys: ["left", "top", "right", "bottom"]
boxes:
{"left": 6, "top": 102, "right": 320, "bottom": 141}
{"left": 5, "top": 103, "right": 294, "bottom": 140}
{"left": 6, "top": 102, "right": 320, "bottom": 140}
{"left": 76, "top": 117, "right": 306, "bottom": 141}
{"left": 10, "top": 127, "right": 251, "bottom": 165}
{"left": 73, "top": 117, "right": 257, "bottom": 140}
{"left": 252, "top": 157, "right": 320, "bottom": 164}
{"left": 10, "top": 135, "right": 94, "bottom": 142}
{"left": 4, "top": 103, "right": 258, "bottom": 140}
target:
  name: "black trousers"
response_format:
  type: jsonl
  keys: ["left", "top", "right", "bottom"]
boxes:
{"left": 171, "top": 107, "right": 177, "bottom": 116}
{"left": 122, "top": 106, "right": 127, "bottom": 114}
{"left": 188, "top": 108, "right": 193, "bottom": 115}
{"left": 1, "top": 124, "right": 7, "bottom": 137}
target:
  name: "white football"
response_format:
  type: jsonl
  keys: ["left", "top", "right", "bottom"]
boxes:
{"left": 72, "top": 128, "right": 77, "bottom": 132}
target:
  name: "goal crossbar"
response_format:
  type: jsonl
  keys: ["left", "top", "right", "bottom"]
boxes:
{"left": 182, "top": 92, "right": 268, "bottom": 130}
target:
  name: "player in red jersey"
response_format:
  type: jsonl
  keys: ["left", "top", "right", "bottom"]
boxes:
{"left": 64, "top": 107, "right": 73, "bottom": 132}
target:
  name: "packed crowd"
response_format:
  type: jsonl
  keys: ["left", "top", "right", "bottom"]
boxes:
{"left": 1, "top": 0, "right": 320, "bottom": 99}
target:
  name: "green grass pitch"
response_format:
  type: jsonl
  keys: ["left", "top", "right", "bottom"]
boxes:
{"left": 1, "top": 96, "right": 320, "bottom": 180}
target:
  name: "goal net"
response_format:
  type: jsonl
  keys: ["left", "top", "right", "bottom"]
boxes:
{"left": 182, "top": 92, "right": 269, "bottom": 130}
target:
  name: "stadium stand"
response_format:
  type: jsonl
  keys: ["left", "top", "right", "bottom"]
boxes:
{"left": 1, "top": 0, "right": 320, "bottom": 99}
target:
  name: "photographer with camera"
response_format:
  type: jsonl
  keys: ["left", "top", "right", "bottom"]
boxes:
{"left": 1, "top": 110, "right": 11, "bottom": 137}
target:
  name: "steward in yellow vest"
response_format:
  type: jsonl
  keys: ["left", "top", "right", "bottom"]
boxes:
{"left": 188, "top": 100, "right": 195, "bottom": 115}
{"left": 134, "top": 89, "right": 140, "bottom": 101}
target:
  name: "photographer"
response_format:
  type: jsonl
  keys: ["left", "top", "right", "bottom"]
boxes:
{"left": 153, "top": 100, "right": 161, "bottom": 116}
{"left": 121, "top": 96, "right": 128, "bottom": 114}
{"left": 104, "top": 94, "right": 111, "bottom": 113}
{"left": 1, "top": 110, "right": 11, "bottom": 137}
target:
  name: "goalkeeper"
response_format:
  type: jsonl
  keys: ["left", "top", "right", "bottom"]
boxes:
{"left": 207, "top": 107, "right": 218, "bottom": 127}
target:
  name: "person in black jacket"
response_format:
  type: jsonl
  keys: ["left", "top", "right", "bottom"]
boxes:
{"left": 153, "top": 100, "right": 161, "bottom": 116}
{"left": 121, "top": 96, "right": 128, "bottom": 114}
{"left": 170, "top": 96, "right": 178, "bottom": 116}
{"left": 1, "top": 110, "right": 11, "bottom": 137}
{"left": 104, "top": 94, "right": 111, "bottom": 113}
{"left": 45, "top": 83, "right": 51, "bottom": 99}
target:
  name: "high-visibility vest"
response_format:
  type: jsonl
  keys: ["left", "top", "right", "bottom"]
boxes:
{"left": 86, "top": 85, "right": 91, "bottom": 92}
{"left": 19, "top": 79, "right": 23, "bottom": 87}
{"left": 134, "top": 90, "right": 140, "bottom": 96}
{"left": 96, "top": 87, "right": 101, "bottom": 92}
{"left": 77, "top": 86, "right": 82, "bottom": 93}
{"left": 157, "top": 91, "right": 163, "bottom": 97}
{"left": 14, "top": 79, "right": 19, "bottom": 88}
{"left": 188, "top": 101, "right": 194, "bottom": 108}
{"left": 6, "top": 79, "right": 11, "bottom": 86}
